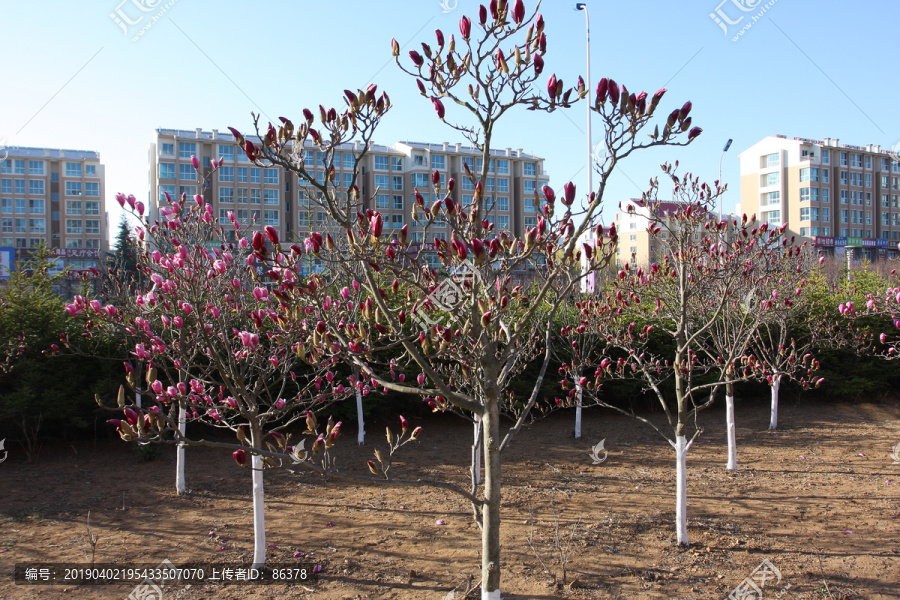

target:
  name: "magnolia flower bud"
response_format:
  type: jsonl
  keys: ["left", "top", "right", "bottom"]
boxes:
{"left": 233, "top": 449, "right": 246, "bottom": 466}
{"left": 190, "top": 155, "right": 199, "bottom": 170}
{"left": 459, "top": 15, "right": 472, "bottom": 39}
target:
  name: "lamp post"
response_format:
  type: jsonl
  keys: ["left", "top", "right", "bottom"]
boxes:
{"left": 575, "top": 3, "right": 592, "bottom": 198}
{"left": 718, "top": 138, "right": 732, "bottom": 221}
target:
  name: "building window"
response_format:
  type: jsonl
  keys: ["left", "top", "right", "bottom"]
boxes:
{"left": 822, "top": 188, "right": 829, "bottom": 203}
{"left": 66, "top": 238, "right": 83, "bottom": 249}
{"left": 391, "top": 157, "right": 403, "bottom": 171}
{"left": 840, "top": 152, "right": 848, "bottom": 166}
{"left": 66, "top": 219, "right": 82, "bottom": 234}
{"left": 0, "top": 180, "right": 9, "bottom": 195}
{"left": 218, "top": 187, "right": 235, "bottom": 203}
{"left": 65, "top": 162, "right": 82, "bottom": 177}
{"left": 66, "top": 199, "right": 82, "bottom": 214}
{"left": 29, "top": 180, "right": 45, "bottom": 195}
{"left": 823, "top": 207, "right": 830, "bottom": 221}
{"left": 765, "top": 172, "right": 779, "bottom": 187}
{"left": 840, "top": 209, "right": 848, "bottom": 223}
{"left": 392, "top": 195, "right": 403, "bottom": 210}
{"left": 766, "top": 191, "right": 780, "bottom": 205}
{"left": 298, "top": 211, "right": 310, "bottom": 228}
{"left": 250, "top": 168, "right": 261, "bottom": 183}
{"left": 495, "top": 159, "right": 509, "bottom": 174}
{"left": 85, "top": 219, "right": 100, "bottom": 235}
{"left": 343, "top": 153, "right": 354, "bottom": 169}
{"left": 179, "top": 164, "right": 194, "bottom": 180}
{"left": 810, "top": 188, "right": 819, "bottom": 202}
{"left": 237, "top": 167, "right": 248, "bottom": 183}
{"left": 800, "top": 188, "right": 810, "bottom": 202}
{"left": 84, "top": 182, "right": 99, "bottom": 196}
{"left": 498, "top": 215, "right": 509, "bottom": 230}
{"left": 65, "top": 181, "right": 81, "bottom": 196}
{"left": 800, "top": 207, "right": 810, "bottom": 221}
{"left": 840, "top": 190, "right": 848, "bottom": 204}
{"left": 462, "top": 177, "right": 475, "bottom": 191}
{"left": 412, "top": 173, "right": 429, "bottom": 188}
{"left": 263, "top": 190, "right": 279, "bottom": 204}
{"left": 14, "top": 198, "right": 25, "bottom": 213}
{"left": 179, "top": 142, "right": 196, "bottom": 159}
{"left": 84, "top": 201, "right": 99, "bottom": 215}
{"left": 866, "top": 173, "right": 872, "bottom": 188}
{"left": 392, "top": 176, "right": 403, "bottom": 191}
{"left": 391, "top": 214, "right": 403, "bottom": 228}
{"left": 218, "top": 166, "right": 234, "bottom": 182}
{"left": 179, "top": 185, "right": 197, "bottom": 197}
{"left": 524, "top": 180, "right": 536, "bottom": 196}
{"left": 250, "top": 189, "right": 261, "bottom": 204}
{"left": 29, "top": 199, "right": 45, "bottom": 214}
{"left": 761, "top": 153, "right": 779, "bottom": 168}
{"left": 374, "top": 156, "right": 389, "bottom": 170}
{"left": 28, "top": 161, "right": 44, "bottom": 175}
{"left": 524, "top": 162, "right": 536, "bottom": 176}
{"left": 0, "top": 161, "right": 10, "bottom": 174}
{"left": 160, "top": 163, "right": 175, "bottom": 179}
{"left": 376, "top": 194, "right": 390, "bottom": 210}
{"left": 431, "top": 154, "right": 445, "bottom": 170}
{"left": 375, "top": 175, "right": 390, "bottom": 189}
{"left": 160, "top": 143, "right": 174, "bottom": 155}
{"left": 218, "top": 145, "right": 235, "bottom": 161}
{"left": 263, "top": 168, "right": 279, "bottom": 184}
{"left": 800, "top": 168, "right": 810, "bottom": 182}
{"left": 497, "top": 197, "right": 509, "bottom": 211}
{"left": 342, "top": 173, "right": 353, "bottom": 188}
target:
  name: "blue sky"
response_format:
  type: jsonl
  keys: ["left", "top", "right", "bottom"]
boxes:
{"left": 1, "top": 0, "right": 898, "bottom": 243}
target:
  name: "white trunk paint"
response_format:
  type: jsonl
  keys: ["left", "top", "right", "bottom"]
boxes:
{"left": 675, "top": 435, "right": 689, "bottom": 546}
{"left": 481, "top": 590, "right": 501, "bottom": 600}
{"left": 135, "top": 363, "right": 142, "bottom": 409}
{"left": 175, "top": 406, "right": 187, "bottom": 495}
{"left": 355, "top": 388, "right": 365, "bottom": 445}
{"left": 251, "top": 453, "right": 267, "bottom": 567}
{"left": 769, "top": 374, "right": 781, "bottom": 430}
{"left": 574, "top": 384, "right": 583, "bottom": 439}
{"left": 471, "top": 414, "right": 482, "bottom": 487}
{"left": 725, "top": 394, "right": 737, "bottom": 471}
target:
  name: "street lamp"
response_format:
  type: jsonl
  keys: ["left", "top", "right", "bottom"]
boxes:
{"left": 575, "top": 3, "right": 592, "bottom": 198}
{"left": 718, "top": 138, "right": 732, "bottom": 221}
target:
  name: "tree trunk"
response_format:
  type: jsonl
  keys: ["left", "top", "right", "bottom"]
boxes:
{"left": 725, "top": 381, "right": 737, "bottom": 471}
{"left": 769, "top": 373, "right": 781, "bottom": 430}
{"left": 250, "top": 428, "right": 267, "bottom": 568}
{"left": 355, "top": 387, "right": 365, "bottom": 445}
{"left": 574, "top": 383, "right": 583, "bottom": 439}
{"left": 480, "top": 397, "right": 501, "bottom": 599}
{"left": 471, "top": 413, "right": 482, "bottom": 487}
{"left": 675, "top": 434, "right": 689, "bottom": 546}
{"left": 175, "top": 406, "right": 187, "bottom": 495}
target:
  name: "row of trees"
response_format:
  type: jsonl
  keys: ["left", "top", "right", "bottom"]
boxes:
{"left": 52, "top": 2, "right": 900, "bottom": 598}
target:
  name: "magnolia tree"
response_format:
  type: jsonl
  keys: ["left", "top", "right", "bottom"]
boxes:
{"left": 225, "top": 1, "right": 702, "bottom": 595}
{"left": 565, "top": 168, "right": 821, "bottom": 545}
{"left": 65, "top": 183, "right": 354, "bottom": 567}
{"left": 743, "top": 248, "right": 831, "bottom": 431}
{"left": 833, "top": 250, "right": 900, "bottom": 359}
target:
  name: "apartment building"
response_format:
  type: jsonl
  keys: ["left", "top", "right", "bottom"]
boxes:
{"left": 614, "top": 199, "right": 736, "bottom": 268}
{"left": 149, "top": 129, "right": 548, "bottom": 269}
{"left": 739, "top": 135, "right": 900, "bottom": 261}
{"left": 0, "top": 147, "right": 106, "bottom": 279}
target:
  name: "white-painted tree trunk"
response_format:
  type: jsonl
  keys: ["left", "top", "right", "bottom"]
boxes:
{"left": 175, "top": 406, "right": 187, "bottom": 495}
{"left": 355, "top": 387, "right": 365, "bottom": 445}
{"left": 769, "top": 373, "right": 781, "bottom": 430}
{"left": 482, "top": 590, "right": 501, "bottom": 600}
{"left": 135, "top": 364, "right": 142, "bottom": 409}
{"left": 250, "top": 453, "right": 267, "bottom": 568}
{"left": 725, "top": 394, "right": 737, "bottom": 471}
{"left": 471, "top": 413, "right": 482, "bottom": 487}
{"left": 574, "top": 384, "right": 583, "bottom": 439}
{"left": 675, "top": 435, "right": 689, "bottom": 546}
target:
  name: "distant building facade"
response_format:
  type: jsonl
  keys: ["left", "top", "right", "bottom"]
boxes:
{"left": 739, "top": 135, "right": 900, "bottom": 261}
{"left": 149, "top": 129, "right": 548, "bottom": 271}
{"left": 0, "top": 147, "right": 107, "bottom": 281}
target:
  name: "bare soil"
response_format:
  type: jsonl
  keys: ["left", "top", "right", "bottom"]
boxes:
{"left": 1, "top": 399, "right": 899, "bottom": 599}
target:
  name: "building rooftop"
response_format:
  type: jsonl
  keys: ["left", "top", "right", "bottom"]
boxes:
{"left": 2, "top": 146, "right": 100, "bottom": 160}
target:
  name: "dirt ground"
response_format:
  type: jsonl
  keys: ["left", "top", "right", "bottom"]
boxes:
{"left": 1, "top": 398, "right": 899, "bottom": 600}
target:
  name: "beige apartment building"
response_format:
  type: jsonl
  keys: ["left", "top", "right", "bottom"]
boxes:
{"left": 0, "top": 147, "right": 107, "bottom": 280}
{"left": 614, "top": 199, "right": 735, "bottom": 267}
{"left": 149, "top": 129, "right": 548, "bottom": 271}
{"left": 739, "top": 135, "right": 900, "bottom": 261}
